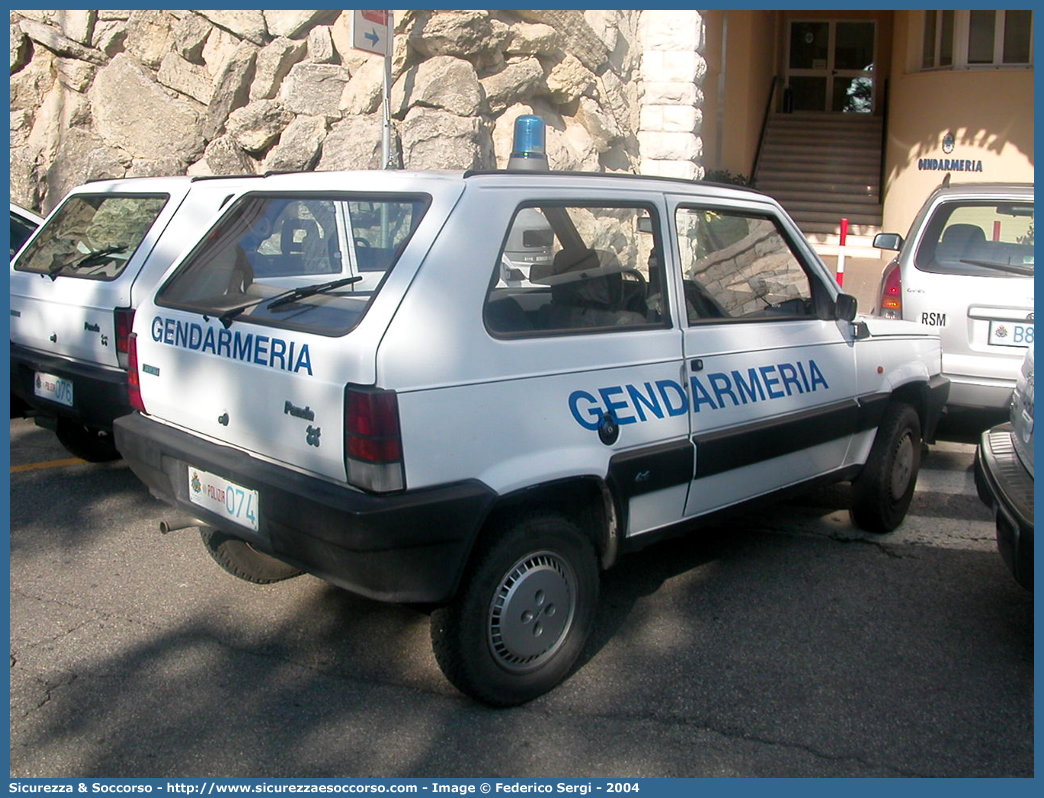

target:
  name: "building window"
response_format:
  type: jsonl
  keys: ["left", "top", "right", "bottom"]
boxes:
{"left": 922, "top": 10, "right": 1032, "bottom": 70}
{"left": 1001, "top": 10, "right": 1033, "bottom": 64}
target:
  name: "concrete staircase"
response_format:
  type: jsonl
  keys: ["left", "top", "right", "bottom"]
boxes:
{"left": 755, "top": 112, "right": 884, "bottom": 259}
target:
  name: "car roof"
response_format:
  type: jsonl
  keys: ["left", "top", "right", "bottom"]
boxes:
{"left": 10, "top": 203, "right": 44, "bottom": 224}
{"left": 71, "top": 174, "right": 261, "bottom": 194}
{"left": 226, "top": 167, "right": 776, "bottom": 207}
{"left": 929, "top": 181, "right": 1034, "bottom": 200}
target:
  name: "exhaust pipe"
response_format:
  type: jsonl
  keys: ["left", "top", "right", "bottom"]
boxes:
{"left": 159, "top": 516, "right": 201, "bottom": 534}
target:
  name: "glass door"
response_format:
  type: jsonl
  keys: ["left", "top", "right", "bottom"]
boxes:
{"left": 787, "top": 20, "right": 876, "bottom": 113}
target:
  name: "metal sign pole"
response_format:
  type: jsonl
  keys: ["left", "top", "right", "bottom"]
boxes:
{"left": 382, "top": 11, "right": 393, "bottom": 171}
{"left": 379, "top": 12, "right": 393, "bottom": 248}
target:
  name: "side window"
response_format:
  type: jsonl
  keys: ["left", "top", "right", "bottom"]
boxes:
{"left": 485, "top": 203, "right": 668, "bottom": 336}
{"left": 674, "top": 208, "right": 814, "bottom": 324}
{"left": 348, "top": 200, "right": 420, "bottom": 274}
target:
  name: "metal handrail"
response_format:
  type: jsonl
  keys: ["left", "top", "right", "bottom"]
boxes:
{"left": 751, "top": 76, "right": 781, "bottom": 184}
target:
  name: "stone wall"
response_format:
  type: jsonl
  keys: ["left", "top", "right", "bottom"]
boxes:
{"left": 10, "top": 10, "right": 705, "bottom": 213}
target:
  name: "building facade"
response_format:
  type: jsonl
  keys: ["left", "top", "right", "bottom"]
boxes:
{"left": 699, "top": 9, "right": 1034, "bottom": 257}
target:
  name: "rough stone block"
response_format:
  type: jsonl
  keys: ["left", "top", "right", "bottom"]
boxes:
{"left": 261, "top": 115, "right": 327, "bottom": 172}
{"left": 157, "top": 52, "right": 212, "bottom": 104}
{"left": 250, "top": 36, "right": 307, "bottom": 101}
{"left": 89, "top": 54, "right": 205, "bottom": 164}
{"left": 264, "top": 11, "right": 339, "bottom": 40}
{"left": 399, "top": 107, "right": 492, "bottom": 170}
{"left": 317, "top": 114, "right": 390, "bottom": 171}
{"left": 227, "top": 99, "right": 293, "bottom": 154}
{"left": 280, "top": 62, "right": 350, "bottom": 119}
{"left": 195, "top": 11, "right": 267, "bottom": 46}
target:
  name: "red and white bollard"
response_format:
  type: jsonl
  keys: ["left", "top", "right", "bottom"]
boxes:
{"left": 836, "top": 217, "right": 848, "bottom": 287}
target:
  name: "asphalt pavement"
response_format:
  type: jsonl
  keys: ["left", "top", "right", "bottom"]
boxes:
{"left": 8, "top": 415, "right": 1033, "bottom": 778}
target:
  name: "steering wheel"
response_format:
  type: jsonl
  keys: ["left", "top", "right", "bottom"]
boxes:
{"left": 619, "top": 269, "right": 647, "bottom": 312}
{"left": 354, "top": 237, "right": 371, "bottom": 248}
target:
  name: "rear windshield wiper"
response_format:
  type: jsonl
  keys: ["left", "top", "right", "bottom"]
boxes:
{"left": 960, "top": 258, "right": 1034, "bottom": 277}
{"left": 47, "top": 245, "right": 127, "bottom": 279}
{"left": 217, "top": 275, "right": 362, "bottom": 328}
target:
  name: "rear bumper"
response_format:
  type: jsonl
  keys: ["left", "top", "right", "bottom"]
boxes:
{"left": 946, "top": 375, "right": 1017, "bottom": 411}
{"left": 974, "top": 423, "right": 1033, "bottom": 590}
{"left": 10, "top": 343, "right": 130, "bottom": 429}
{"left": 113, "top": 412, "right": 497, "bottom": 604}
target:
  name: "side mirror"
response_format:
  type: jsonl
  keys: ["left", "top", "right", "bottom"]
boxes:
{"left": 835, "top": 292, "right": 858, "bottom": 322}
{"left": 873, "top": 232, "right": 903, "bottom": 251}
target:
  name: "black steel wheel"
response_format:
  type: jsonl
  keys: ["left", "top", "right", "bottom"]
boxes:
{"left": 850, "top": 402, "right": 921, "bottom": 533}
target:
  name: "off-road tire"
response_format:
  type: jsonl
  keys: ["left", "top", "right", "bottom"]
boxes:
{"left": 431, "top": 511, "right": 599, "bottom": 707}
{"left": 199, "top": 526, "right": 303, "bottom": 584}
{"left": 850, "top": 402, "right": 921, "bottom": 533}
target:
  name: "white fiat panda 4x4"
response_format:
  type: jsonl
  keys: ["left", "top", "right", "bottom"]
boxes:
{"left": 114, "top": 134, "right": 949, "bottom": 706}
{"left": 11, "top": 175, "right": 260, "bottom": 460}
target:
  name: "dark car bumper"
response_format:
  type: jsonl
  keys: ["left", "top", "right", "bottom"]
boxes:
{"left": 114, "top": 412, "right": 497, "bottom": 604}
{"left": 10, "top": 343, "right": 130, "bottom": 429}
{"left": 974, "top": 423, "right": 1033, "bottom": 590}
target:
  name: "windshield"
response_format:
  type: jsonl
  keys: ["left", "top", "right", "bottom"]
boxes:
{"left": 13, "top": 194, "right": 169, "bottom": 280}
{"left": 157, "top": 193, "right": 428, "bottom": 335}
{"left": 914, "top": 199, "right": 1034, "bottom": 277}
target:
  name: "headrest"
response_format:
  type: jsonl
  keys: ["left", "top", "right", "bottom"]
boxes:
{"left": 547, "top": 249, "right": 625, "bottom": 309}
{"left": 281, "top": 218, "right": 321, "bottom": 254}
{"left": 552, "top": 248, "right": 600, "bottom": 275}
{"left": 941, "top": 223, "right": 986, "bottom": 247}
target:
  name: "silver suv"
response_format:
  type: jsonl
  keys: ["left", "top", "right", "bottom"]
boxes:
{"left": 976, "top": 346, "right": 1034, "bottom": 590}
{"left": 873, "top": 181, "right": 1033, "bottom": 410}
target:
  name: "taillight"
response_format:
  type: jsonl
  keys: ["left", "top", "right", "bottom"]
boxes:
{"left": 878, "top": 262, "right": 902, "bottom": 319}
{"left": 115, "top": 307, "right": 135, "bottom": 369}
{"left": 127, "top": 332, "right": 146, "bottom": 413}
{"left": 344, "top": 387, "right": 404, "bottom": 492}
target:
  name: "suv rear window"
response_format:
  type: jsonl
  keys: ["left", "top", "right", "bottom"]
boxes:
{"left": 14, "top": 194, "right": 169, "bottom": 280}
{"left": 158, "top": 193, "right": 428, "bottom": 336}
{"left": 914, "top": 200, "right": 1034, "bottom": 277}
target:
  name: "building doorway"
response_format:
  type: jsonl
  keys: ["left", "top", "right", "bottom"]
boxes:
{"left": 786, "top": 20, "right": 876, "bottom": 113}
